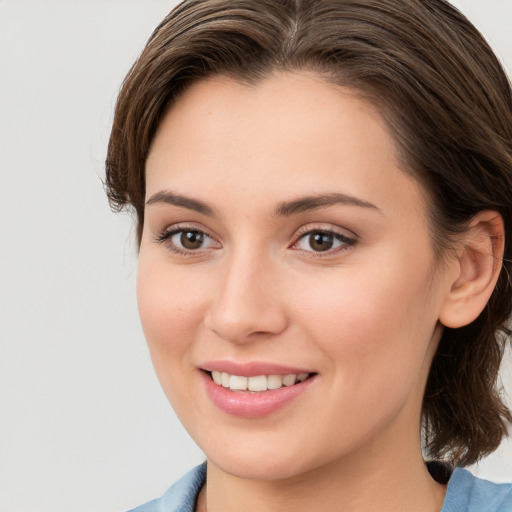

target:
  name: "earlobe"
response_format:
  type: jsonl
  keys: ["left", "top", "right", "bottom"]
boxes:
{"left": 439, "top": 211, "right": 504, "bottom": 329}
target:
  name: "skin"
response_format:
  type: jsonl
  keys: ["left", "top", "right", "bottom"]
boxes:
{"left": 137, "top": 72, "right": 493, "bottom": 512}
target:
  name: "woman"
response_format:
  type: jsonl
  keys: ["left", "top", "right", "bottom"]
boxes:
{"left": 106, "top": 0, "right": 512, "bottom": 510}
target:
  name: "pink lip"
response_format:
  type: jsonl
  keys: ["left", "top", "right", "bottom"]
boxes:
{"left": 200, "top": 360, "right": 313, "bottom": 377}
{"left": 199, "top": 368, "right": 317, "bottom": 419}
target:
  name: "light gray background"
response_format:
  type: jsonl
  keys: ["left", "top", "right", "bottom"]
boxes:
{"left": 1, "top": 1, "right": 511, "bottom": 511}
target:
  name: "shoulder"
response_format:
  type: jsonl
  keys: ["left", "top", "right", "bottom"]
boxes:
{"left": 126, "top": 463, "right": 207, "bottom": 512}
{"left": 442, "top": 467, "right": 512, "bottom": 512}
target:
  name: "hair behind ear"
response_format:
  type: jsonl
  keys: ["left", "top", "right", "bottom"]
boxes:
{"left": 424, "top": 211, "right": 511, "bottom": 466}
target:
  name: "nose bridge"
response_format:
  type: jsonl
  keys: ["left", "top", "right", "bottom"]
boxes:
{"left": 204, "top": 241, "right": 287, "bottom": 342}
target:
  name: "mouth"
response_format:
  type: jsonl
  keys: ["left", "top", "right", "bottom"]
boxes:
{"left": 204, "top": 370, "right": 316, "bottom": 392}
{"left": 200, "top": 365, "right": 318, "bottom": 418}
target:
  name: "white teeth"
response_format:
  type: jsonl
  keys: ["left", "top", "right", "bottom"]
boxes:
{"left": 282, "top": 374, "right": 297, "bottom": 386}
{"left": 229, "top": 375, "right": 248, "bottom": 390}
{"left": 248, "top": 375, "right": 267, "bottom": 392}
{"left": 267, "top": 374, "right": 283, "bottom": 390}
{"left": 210, "top": 371, "right": 310, "bottom": 392}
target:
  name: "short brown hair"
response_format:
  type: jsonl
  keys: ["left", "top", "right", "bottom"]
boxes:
{"left": 106, "top": 0, "right": 512, "bottom": 466}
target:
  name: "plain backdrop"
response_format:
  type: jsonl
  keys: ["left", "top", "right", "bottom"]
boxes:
{"left": 1, "top": 1, "right": 511, "bottom": 511}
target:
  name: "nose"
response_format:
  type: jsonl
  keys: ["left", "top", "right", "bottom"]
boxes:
{"left": 203, "top": 249, "right": 288, "bottom": 344}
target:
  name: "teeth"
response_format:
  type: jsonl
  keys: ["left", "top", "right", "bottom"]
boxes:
{"left": 282, "top": 374, "right": 296, "bottom": 386}
{"left": 267, "top": 375, "right": 283, "bottom": 390}
{"left": 210, "top": 371, "right": 310, "bottom": 392}
{"left": 248, "top": 375, "right": 267, "bottom": 392}
{"left": 229, "top": 375, "right": 248, "bottom": 390}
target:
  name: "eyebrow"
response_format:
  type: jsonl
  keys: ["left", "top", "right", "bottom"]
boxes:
{"left": 145, "top": 190, "right": 214, "bottom": 216}
{"left": 145, "top": 190, "right": 381, "bottom": 217}
{"left": 274, "top": 193, "right": 382, "bottom": 216}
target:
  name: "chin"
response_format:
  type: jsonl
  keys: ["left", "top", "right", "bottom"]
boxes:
{"left": 209, "top": 452, "right": 310, "bottom": 481}
{"left": 199, "top": 434, "right": 331, "bottom": 482}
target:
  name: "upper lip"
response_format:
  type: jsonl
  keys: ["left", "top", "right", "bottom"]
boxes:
{"left": 200, "top": 360, "right": 314, "bottom": 377}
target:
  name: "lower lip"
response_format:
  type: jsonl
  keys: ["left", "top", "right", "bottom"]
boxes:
{"left": 200, "top": 371, "right": 316, "bottom": 418}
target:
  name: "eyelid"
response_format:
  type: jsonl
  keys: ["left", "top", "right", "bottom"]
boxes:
{"left": 290, "top": 224, "right": 357, "bottom": 255}
{"left": 293, "top": 223, "right": 357, "bottom": 239}
{"left": 154, "top": 223, "right": 221, "bottom": 254}
{"left": 153, "top": 222, "right": 356, "bottom": 256}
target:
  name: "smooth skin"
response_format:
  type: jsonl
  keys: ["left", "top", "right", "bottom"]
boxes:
{"left": 138, "top": 72, "right": 503, "bottom": 512}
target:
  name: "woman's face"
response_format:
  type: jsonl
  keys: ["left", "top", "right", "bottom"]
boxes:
{"left": 138, "top": 73, "right": 455, "bottom": 480}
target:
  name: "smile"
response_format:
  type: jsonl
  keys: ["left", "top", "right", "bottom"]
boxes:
{"left": 210, "top": 371, "right": 310, "bottom": 392}
{"left": 201, "top": 367, "right": 317, "bottom": 418}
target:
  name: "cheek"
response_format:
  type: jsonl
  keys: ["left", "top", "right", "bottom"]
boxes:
{"left": 136, "top": 258, "right": 213, "bottom": 426}
{"left": 290, "top": 250, "right": 440, "bottom": 392}
{"left": 136, "top": 257, "right": 205, "bottom": 370}
{"left": 291, "top": 282, "right": 437, "bottom": 448}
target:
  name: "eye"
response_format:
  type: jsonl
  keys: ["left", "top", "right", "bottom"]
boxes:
{"left": 156, "top": 227, "right": 219, "bottom": 254}
{"left": 294, "top": 229, "right": 355, "bottom": 253}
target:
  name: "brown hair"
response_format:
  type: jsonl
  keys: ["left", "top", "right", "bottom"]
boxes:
{"left": 106, "top": 0, "right": 512, "bottom": 466}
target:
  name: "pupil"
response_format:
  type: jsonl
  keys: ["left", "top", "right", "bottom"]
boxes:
{"left": 181, "top": 231, "right": 204, "bottom": 249}
{"left": 310, "top": 232, "right": 333, "bottom": 251}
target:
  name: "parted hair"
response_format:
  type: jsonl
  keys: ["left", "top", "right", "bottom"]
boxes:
{"left": 106, "top": 0, "right": 512, "bottom": 466}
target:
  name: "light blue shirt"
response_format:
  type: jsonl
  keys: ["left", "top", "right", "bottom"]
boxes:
{"left": 128, "top": 463, "right": 512, "bottom": 512}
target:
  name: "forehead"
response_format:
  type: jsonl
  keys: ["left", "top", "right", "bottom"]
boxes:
{"left": 150, "top": 72, "right": 390, "bottom": 165}
{"left": 146, "top": 72, "right": 427, "bottom": 221}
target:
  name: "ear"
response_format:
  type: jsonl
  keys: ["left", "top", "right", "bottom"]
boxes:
{"left": 439, "top": 211, "right": 504, "bottom": 328}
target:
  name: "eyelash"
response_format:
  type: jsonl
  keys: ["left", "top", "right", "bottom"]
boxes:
{"left": 154, "top": 225, "right": 357, "bottom": 257}
{"left": 291, "top": 227, "right": 357, "bottom": 257}
{"left": 154, "top": 224, "right": 219, "bottom": 256}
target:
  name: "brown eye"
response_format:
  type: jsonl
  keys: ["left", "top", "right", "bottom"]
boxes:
{"left": 157, "top": 228, "right": 219, "bottom": 254}
{"left": 180, "top": 230, "right": 205, "bottom": 250}
{"left": 308, "top": 232, "right": 334, "bottom": 251}
{"left": 295, "top": 229, "right": 355, "bottom": 254}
